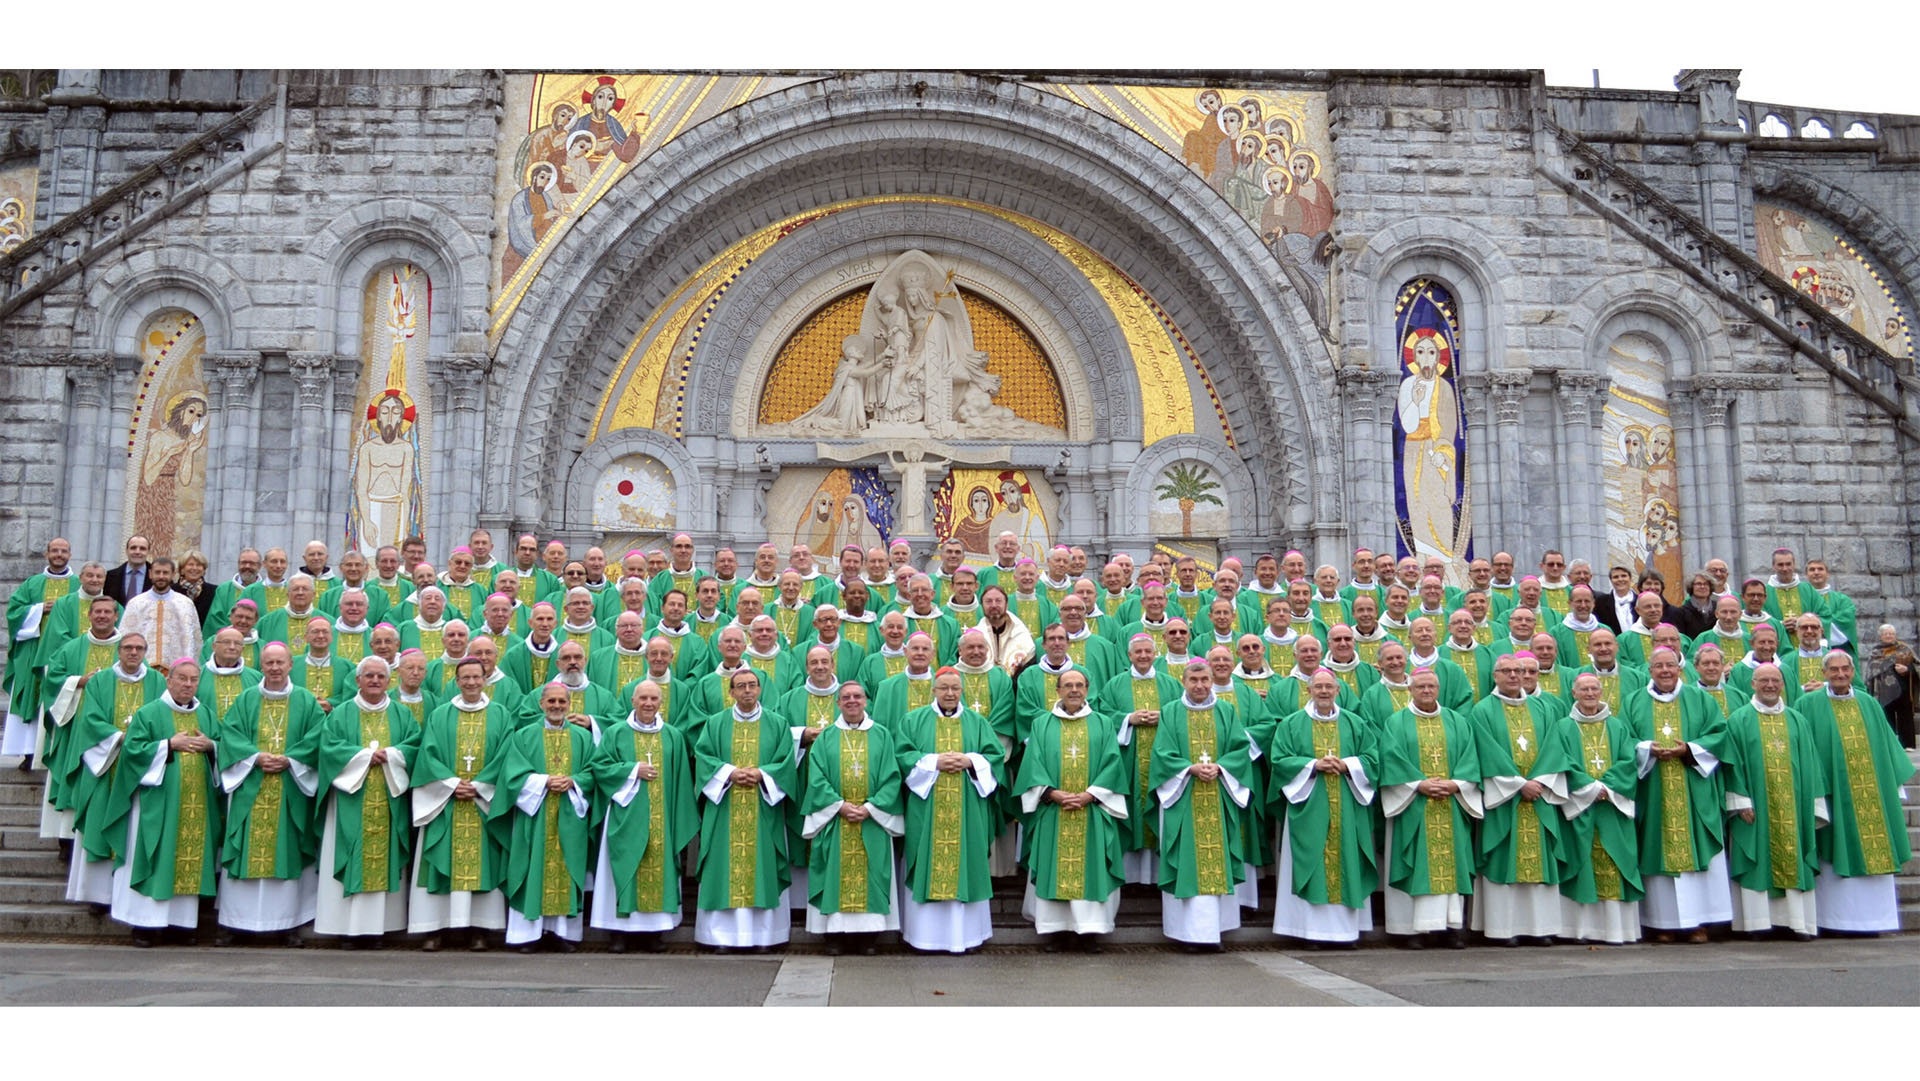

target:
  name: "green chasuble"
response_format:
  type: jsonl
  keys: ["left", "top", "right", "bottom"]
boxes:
{"left": 1559, "top": 708, "right": 1645, "bottom": 904}
{"left": 1407, "top": 657, "right": 1476, "bottom": 712}
{"left": 1013, "top": 661, "right": 1088, "bottom": 746}
{"left": 112, "top": 694, "right": 224, "bottom": 902}
{"left": 1763, "top": 578, "right": 1819, "bottom": 625}
{"left": 592, "top": 717, "right": 697, "bottom": 917}
{"left": 1688, "top": 625, "right": 1751, "bottom": 668}
{"left": 1621, "top": 685, "right": 1729, "bottom": 878}
{"left": 694, "top": 707, "right": 799, "bottom": 911}
{"left": 1147, "top": 696, "right": 1253, "bottom": 898}
{"left": 768, "top": 602, "right": 816, "bottom": 650}
{"left": 291, "top": 653, "right": 351, "bottom": 709}
{"left": 42, "top": 632, "right": 123, "bottom": 812}
{"left": 1261, "top": 673, "right": 1363, "bottom": 726}
{"left": 413, "top": 696, "right": 518, "bottom": 895}
{"left": 499, "top": 639, "right": 561, "bottom": 696}
{"left": 5, "top": 569, "right": 75, "bottom": 723}
{"left": 1100, "top": 667, "right": 1182, "bottom": 853}
{"left": 853, "top": 648, "right": 910, "bottom": 699}
{"left": 398, "top": 619, "right": 449, "bottom": 664}
{"left": 317, "top": 696, "right": 422, "bottom": 896}
{"left": 1468, "top": 694, "right": 1578, "bottom": 886}
{"left": 896, "top": 704, "right": 1006, "bottom": 905}
{"left": 69, "top": 665, "right": 167, "bottom": 861}
{"left": 1063, "top": 632, "right": 1123, "bottom": 694}
{"left": 950, "top": 664, "right": 1015, "bottom": 750}
{"left": 1014, "top": 706, "right": 1127, "bottom": 903}
{"left": 647, "top": 566, "right": 710, "bottom": 611}
{"left": 488, "top": 720, "right": 600, "bottom": 920}
{"left": 1722, "top": 701, "right": 1828, "bottom": 895}
{"left": 1358, "top": 678, "right": 1416, "bottom": 733}
{"left": 1269, "top": 706, "right": 1379, "bottom": 908}
{"left": 198, "top": 664, "right": 262, "bottom": 728}
{"left": 216, "top": 685, "right": 325, "bottom": 882}
{"left": 802, "top": 721, "right": 906, "bottom": 915}
{"left": 1574, "top": 664, "right": 1647, "bottom": 716}
{"left": 1443, "top": 641, "right": 1496, "bottom": 701}
{"left": 872, "top": 670, "right": 938, "bottom": 730}
{"left": 1377, "top": 704, "right": 1481, "bottom": 898}
{"left": 1794, "top": 691, "right": 1916, "bottom": 878}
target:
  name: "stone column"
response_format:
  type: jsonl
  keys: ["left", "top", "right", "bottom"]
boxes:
{"left": 1675, "top": 69, "right": 1749, "bottom": 248}
{"left": 1489, "top": 370, "right": 1533, "bottom": 557}
{"left": 1553, "top": 371, "right": 1600, "bottom": 561}
{"left": 1694, "top": 380, "right": 1738, "bottom": 561}
{"left": 1458, "top": 372, "right": 1495, "bottom": 556}
{"left": 1668, "top": 383, "right": 1704, "bottom": 575}
{"left": 43, "top": 72, "right": 107, "bottom": 220}
{"left": 101, "top": 355, "right": 141, "bottom": 552}
{"left": 442, "top": 353, "right": 489, "bottom": 543}
{"left": 204, "top": 352, "right": 261, "bottom": 565}
{"left": 1335, "top": 366, "right": 1389, "bottom": 546}
{"left": 288, "top": 352, "right": 334, "bottom": 545}
{"left": 1584, "top": 377, "right": 1612, "bottom": 564}
{"left": 63, "top": 355, "right": 112, "bottom": 561}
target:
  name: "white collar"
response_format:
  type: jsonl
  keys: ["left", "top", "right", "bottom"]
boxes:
{"left": 1492, "top": 691, "right": 1528, "bottom": 705}
{"left": 746, "top": 644, "right": 782, "bottom": 661}
{"left": 414, "top": 614, "right": 446, "bottom": 631}
{"left": 1825, "top": 687, "right": 1854, "bottom": 701}
{"left": 1262, "top": 627, "right": 1297, "bottom": 645}
{"left": 1645, "top": 683, "right": 1680, "bottom": 703}
{"left": 1562, "top": 612, "right": 1599, "bottom": 630}
{"left": 1129, "top": 665, "right": 1157, "bottom": 679}
{"left": 625, "top": 712, "right": 664, "bottom": 733}
{"left": 206, "top": 660, "right": 246, "bottom": 676}
{"left": 455, "top": 693, "right": 493, "bottom": 710}
{"left": 1767, "top": 574, "right": 1799, "bottom": 589}
{"left": 732, "top": 706, "right": 763, "bottom": 722}
{"left": 1051, "top": 702, "right": 1092, "bottom": 719}
{"left": 1348, "top": 578, "right": 1378, "bottom": 591}
{"left": 834, "top": 714, "right": 874, "bottom": 731}
{"left": 804, "top": 679, "right": 839, "bottom": 696}
{"left": 1323, "top": 655, "right": 1361, "bottom": 672}
{"left": 259, "top": 682, "right": 292, "bottom": 699}
{"left": 355, "top": 693, "right": 388, "bottom": 710}
{"left": 1231, "top": 664, "right": 1271, "bottom": 680}
{"left": 1036, "top": 654, "right": 1073, "bottom": 674}
{"left": 1572, "top": 703, "right": 1611, "bottom": 721}
{"left": 335, "top": 619, "right": 369, "bottom": 633}
{"left": 561, "top": 619, "right": 597, "bottom": 634}
{"left": 1305, "top": 703, "right": 1340, "bottom": 721}
{"left": 1751, "top": 696, "right": 1786, "bottom": 715}
{"left": 160, "top": 690, "right": 198, "bottom": 713}
{"left": 1410, "top": 701, "right": 1441, "bottom": 717}
{"left": 1182, "top": 693, "right": 1216, "bottom": 710}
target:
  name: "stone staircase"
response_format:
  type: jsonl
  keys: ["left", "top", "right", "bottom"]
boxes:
{"left": 0, "top": 753, "right": 1912, "bottom": 945}
{"left": 1536, "top": 116, "right": 1920, "bottom": 440}
{"left": 0, "top": 85, "right": 284, "bottom": 322}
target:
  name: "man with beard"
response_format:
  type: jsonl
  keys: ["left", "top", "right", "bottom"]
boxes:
{"left": 118, "top": 558, "right": 202, "bottom": 677}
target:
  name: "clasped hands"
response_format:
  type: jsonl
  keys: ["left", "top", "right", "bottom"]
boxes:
{"left": 1313, "top": 753, "right": 1349, "bottom": 775}
{"left": 167, "top": 732, "right": 214, "bottom": 754}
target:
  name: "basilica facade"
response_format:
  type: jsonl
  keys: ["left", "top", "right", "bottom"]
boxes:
{"left": 0, "top": 68, "right": 1914, "bottom": 626}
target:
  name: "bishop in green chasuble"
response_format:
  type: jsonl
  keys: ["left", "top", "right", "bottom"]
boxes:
{"left": 693, "top": 667, "right": 800, "bottom": 951}
{"left": 492, "top": 681, "right": 600, "bottom": 949}
{"left": 1795, "top": 652, "right": 1915, "bottom": 934}
{"left": 1623, "top": 648, "right": 1732, "bottom": 937}
{"left": 590, "top": 680, "right": 697, "bottom": 949}
{"left": 1148, "top": 661, "right": 1254, "bottom": 948}
{"left": 1722, "top": 663, "right": 1828, "bottom": 938}
{"left": 1467, "top": 652, "right": 1579, "bottom": 942}
{"left": 1377, "top": 667, "right": 1483, "bottom": 941}
{"left": 1015, "top": 668, "right": 1127, "bottom": 947}
{"left": 1270, "top": 671, "right": 1379, "bottom": 944}
{"left": 214, "top": 643, "right": 325, "bottom": 935}
{"left": 315, "top": 657, "right": 420, "bottom": 940}
{"left": 800, "top": 683, "right": 906, "bottom": 947}
{"left": 107, "top": 662, "right": 223, "bottom": 936}
{"left": 896, "top": 669, "right": 1006, "bottom": 953}
{"left": 1557, "top": 674, "right": 1646, "bottom": 944}
{"left": 408, "top": 656, "right": 516, "bottom": 942}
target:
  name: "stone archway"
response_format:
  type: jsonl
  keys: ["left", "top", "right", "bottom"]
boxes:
{"left": 486, "top": 72, "right": 1338, "bottom": 553}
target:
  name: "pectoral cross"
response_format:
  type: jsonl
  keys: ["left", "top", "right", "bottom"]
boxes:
{"left": 1591, "top": 751, "right": 1606, "bottom": 774}
{"left": 1198, "top": 750, "right": 1213, "bottom": 766}
{"left": 644, "top": 750, "right": 655, "bottom": 769}
{"left": 851, "top": 757, "right": 864, "bottom": 779}
{"left": 1660, "top": 722, "right": 1674, "bottom": 740}
{"left": 1769, "top": 739, "right": 1785, "bottom": 753}
{"left": 462, "top": 753, "right": 476, "bottom": 772}
{"left": 1065, "top": 741, "right": 1083, "bottom": 766}
{"left": 970, "top": 699, "right": 984, "bottom": 714}
{"left": 1516, "top": 734, "right": 1529, "bottom": 752}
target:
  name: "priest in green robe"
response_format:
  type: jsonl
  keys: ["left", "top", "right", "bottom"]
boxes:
{"left": 490, "top": 680, "right": 600, "bottom": 952}
{"left": 590, "top": 680, "right": 697, "bottom": 953}
{"left": 800, "top": 681, "right": 906, "bottom": 954}
{"left": 897, "top": 668, "right": 1006, "bottom": 953}
{"left": 315, "top": 655, "right": 420, "bottom": 945}
{"left": 1104, "top": 633, "right": 1183, "bottom": 884}
{"left": 1148, "top": 660, "right": 1254, "bottom": 950}
{"left": 1623, "top": 647, "right": 1731, "bottom": 943}
{"left": 646, "top": 534, "right": 709, "bottom": 610}
{"left": 1722, "top": 663, "right": 1828, "bottom": 939}
{"left": 66, "top": 632, "right": 166, "bottom": 906}
{"left": 213, "top": 643, "right": 323, "bottom": 943}
{"left": 1269, "top": 669, "right": 1378, "bottom": 945}
{"left": 1797, "top": 651, "right": 1915, "bottom": 934}
{"left": 1013, "top": 626, "right": 1086, "bottom": 744}
{"left": 872, "top": 631, "right": 941, "bottom": 728}
{"left": 4, "top": 538, "right": 75, "bottom": 761}
{"left": 105, "top": 660, "right": 223, "bottom": 945}
{"left": 408, "top": 656, "right": 515, "bottom": 950}
{"left": 1467, "top": 652, "right": 1578, "bottom": 943}
{"left": 948, "top": 629, "right": 1017, "bottom": 876}
{"left": 1377, "top": 668, "right": 1482, "bottom": 948}
{"left": 537, "top": 640, "right": 621, "bottom": 732}
{"left": 41, "top": 595, "right": 124, "bottom": 841}
{"left": 693, "top": 667, "right": 799, "bottom": 952}
{"left": 1016, "top": 668, "right": 1127, "bottom": 952}
{"left": 1557, "top": 673, "right": 1645, "bottom": 944}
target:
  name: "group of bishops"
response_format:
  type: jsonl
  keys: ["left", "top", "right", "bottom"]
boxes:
{"left": 1, "top": 528, "right": 1909, "bottom": 953}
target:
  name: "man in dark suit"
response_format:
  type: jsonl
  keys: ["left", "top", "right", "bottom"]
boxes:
{"left": 104, "top": 535, "right": 152, "bottom": 605}
{"left": 1595, "top": 564, "right": 1634, "bottom": 635}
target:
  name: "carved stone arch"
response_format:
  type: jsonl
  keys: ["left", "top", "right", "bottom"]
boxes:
{"left": 1350, "top": 217, "right": 1516, "bottom": 373}
{"left": 1123, "top": 436, "right": 1262, "bottom": 540}
{"left": 1749, "top": 164, "right": 1920, "bottom": 314}
{"left": 1566, "top": 273, "right": 1730, "bottom": 380}
{"left": 303, "top": 198, "right": 492, "bottom": 351}
{"left": 557, "top": 427, "right": 703, "bottom": 537}
{"left": 696, "top": 220, "right": 1115, "bottom": 444}
{"left": 79, "top": 246, "right": 250, "bottom": 355}
{"left": 485, "top": 72, "right": 1331, "bottom": 535}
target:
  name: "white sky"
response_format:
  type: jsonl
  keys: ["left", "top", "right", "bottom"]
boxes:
{"left": 21, "top": 0, "right": 1920, "bottom": 118}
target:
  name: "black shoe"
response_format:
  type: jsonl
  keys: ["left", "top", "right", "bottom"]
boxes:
{"left": 607, "top": 935, "right": 628, "bottom": 954}
{"left": 131, "top": 929, "right": 158, "bottom": 948}
{"left": 859, "top": 943, "right": 878, "bottom": 957}
{"left": 469, "top": 934, "right": 489, "bottom": 952}
{"left": 421, "top": 935, "right": 442, "bottom": 953}
{"left": 211, "top": 929, "right": 234, "bottom": 948}
{"left": 1399, "top": 934, "right": 1425, "bottom": 950}
{"left": 517, "top": 943, "right": 538, "bottom": 954}
{"left": 16, "top": 755, "right": 32, "bottom": 772}
{"left": 639, "top": 933, "right": 666, "bottom": 953}
{"left": 1793, "top": 931, "right": 1817, "bottom": 942}
{"left": 825, "top": 941, "right": 843, "bottom": 956}
{"left": 553, "top": 937, "right": 577, "bottom": 954}
{"left": 1042, "top": 935, "right": 1062, "bottom": 953}
{"left": 1445, "top": 930, "right": 1467, "bottom": 949}
{"left": 88, "top": 903, "right": 108, "bottom": 917}
{"left": 1079, "top": 934, "right": 1104, "bottom": 954}
{"left": 57, "top": 839, "right": 72, "bottom": 862}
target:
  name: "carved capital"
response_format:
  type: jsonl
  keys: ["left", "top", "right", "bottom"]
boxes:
{"left": 1335, "top": 366, "right": 1393, "bottom": 425}
{"left": 1553, "top": 371, "right": 1598, "bottom": 425}
{"left": 1691, "top": 381, "right": 1737, "bottom": 427}
{"left": 288, "top": 351, "right": 335, "bottom": 409}
{"left": 203, "top": 350, "right": 262, "bottom": 407}
{"left": 65, "top": 352, "right": 113, "bottom": 408}
{"left": 1489, "top": 369, "right": 1532, "bottom": 426}
{"left": 441, "top": 352, "right": 488, "bottom": 412}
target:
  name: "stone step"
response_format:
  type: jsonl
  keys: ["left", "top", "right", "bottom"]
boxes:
{"left": 1903, "top": 902, "right": 1920, "bottom": 933}
{"left": 0, "top": 804, "right": 39, "bottom": 828}
{"left": 0, "top": 781, "right": 43, "bottom": 807}
{"left": 0, "top": 827, "right": 57, "bottom": 852}
{"left": 0, "top": 849, "right": 68, "bottom": 878}
{"left": 0, "top": 903, "right": 113, "bottom": 938}
{"left": 0, "top": 876, "right": 67, "bottom": 904}
{"left": 1899, "top": 878, "right": 1920, "bottom": 904}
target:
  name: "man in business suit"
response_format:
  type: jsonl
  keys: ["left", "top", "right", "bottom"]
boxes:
{"left": 104, "top": 535, "right": 153, "bottom": 606}
{"left": 1595, "top": 565, "right": 1633, "bottom": 635}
